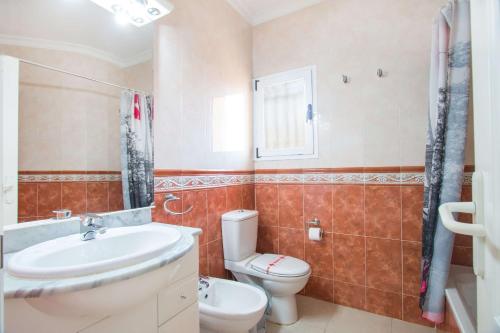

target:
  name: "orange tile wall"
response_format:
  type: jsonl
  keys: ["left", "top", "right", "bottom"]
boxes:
{"left": 254, "top": 181, "right": 472, "bottom": 327}
{"left": 16, "top": 166, "right": 467, "bottom": 328}
{"left": 18, "top": 181, "right": 124, "bottom": 222}
{"left": 17, "top": 166, "right": 470, "bottom": 328}
{"left": 151, "top": 167, "right": 472, "bottom": 328}
{"left": 152, "top": 184, "right": 255, "bottom": 279}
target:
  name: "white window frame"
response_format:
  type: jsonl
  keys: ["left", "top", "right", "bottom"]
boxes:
{"left": 253, "top": 65, "right": 318, "bottom": 161}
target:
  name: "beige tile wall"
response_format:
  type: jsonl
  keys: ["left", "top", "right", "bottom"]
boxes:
{"left": 0, "top": 44, "right": 152, "bottom": 171}
{"left": 252, "top": 0, "right": 475, "bottom": 170}
{"left": 154, "top": 0, "right": 254, "bottom": 171}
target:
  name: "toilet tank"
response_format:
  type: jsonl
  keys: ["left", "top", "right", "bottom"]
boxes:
{"left": 221, "top": 210, "right": 259, "bottom": 262}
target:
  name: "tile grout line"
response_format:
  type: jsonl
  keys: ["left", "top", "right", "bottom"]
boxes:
{"left": 85, "top": 182, "right": 88, "bottom": 215}
{"left": 302, "top": 182, "right": 306, "bottom": 296}
{"left": 396, "top": 98, "right": 403, "bottom": 331}
{"left": 400, "top": 177, "right": 404, "bottom": 322}
{"left": 106, "top": 181, "right": 110, "bottom": 213}
{"left": 206, "top": 187, "right": 210, "bottom": 276}
{"left": 277, "top": 183, "right": 280, "bottom": 255}
{"left": 36, "top": 183, "right": 39, "bottom": 218}
{"left": 363, "top": 177, "right": 367, "bottom": 311}
{"left": 332, "top": 184, "right": 335, "bottom": 303}
{"left": 59, "top": 182, "right": 62, "bottom": 214}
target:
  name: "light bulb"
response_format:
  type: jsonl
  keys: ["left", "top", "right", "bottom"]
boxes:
{"left": 147, "top": 7, "right": 160, "bottom": 16}
{"left": 111, "top": 4, "right": 123, "bottom": 13}
{"left": 115, "top": 12, "right": 129, "bottom": 25}
{"left": 133, "top": 17, "right": 144, "bottom": 24}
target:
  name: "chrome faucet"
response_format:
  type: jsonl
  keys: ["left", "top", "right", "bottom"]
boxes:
{"left": 80, "top": 213, "right": 107, "bottom": 241}
{"left": 199, "top": 275, "right": 210, "bottom": 289}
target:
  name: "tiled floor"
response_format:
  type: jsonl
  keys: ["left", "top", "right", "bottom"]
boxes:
{"left": 267, "top": 296, "right": 435, "bottom": 333}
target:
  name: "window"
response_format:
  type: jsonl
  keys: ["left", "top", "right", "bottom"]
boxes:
{"left": 253, "top": 66, "right": 317, "bottom": 160}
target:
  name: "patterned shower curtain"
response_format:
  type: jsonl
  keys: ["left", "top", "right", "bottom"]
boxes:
{"left": 419, "top": 0, "right": 471, "bottom": 324}
{"left": 120, "top": 91, "right": 154, "bottom": 209}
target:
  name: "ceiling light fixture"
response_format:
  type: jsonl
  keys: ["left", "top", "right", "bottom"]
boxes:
{"left": 115, "top": 12, "right": 130, "bottom": 25}
{"left": 147, "top": 7, "right": 160, "bottom": 16}
{"left": 89, "top": 0, "right": 174, "bottom": 27}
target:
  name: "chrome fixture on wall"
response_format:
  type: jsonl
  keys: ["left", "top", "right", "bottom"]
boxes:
{"left": 52, "top": 209, "right": 72, "bottom": 220}
{"left": 163, "top": 193, "right": 193, "bottom": 215}
{"left": 306, "top": 217, "right": 323, "bottom": 241}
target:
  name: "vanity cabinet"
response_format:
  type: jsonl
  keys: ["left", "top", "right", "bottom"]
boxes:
{"left": 158, "top": 274, "right": 199, "bottom": 326}
{"left": 5, "top": 236, "right": 200, "bottom": 333}
{"left": 80, "top": 274, "right": 199, "bottom": 333}
{"left": 159, "top": 303, "right": 199, "bottom": 333}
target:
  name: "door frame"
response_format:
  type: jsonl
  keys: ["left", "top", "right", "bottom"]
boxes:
{"left": 470, "top": 0, "right": 500, "bottom": 331}
{"left": 0, "top": 55, "right": 20, "bottom": 333}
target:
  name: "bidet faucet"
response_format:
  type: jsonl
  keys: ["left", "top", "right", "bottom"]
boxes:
{"left": 199, "top": 276, "right": 210, "bottom": 289}
{"left": 80, "top": 213, "right": 107, "bottom": 241}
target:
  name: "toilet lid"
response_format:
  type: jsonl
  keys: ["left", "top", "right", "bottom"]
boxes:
{"left": 250, "top": 254, "right": 310, "bottom": 277}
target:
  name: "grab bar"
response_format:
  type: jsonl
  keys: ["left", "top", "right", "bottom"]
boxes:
{"left": 163, "top": 193, "right": 193, "bottom": 215}
{"left": 438, "top": 171, "right": 486, "bottom": 278}
{"left": 439, "top": 202, "right": 485, "bottom": 236}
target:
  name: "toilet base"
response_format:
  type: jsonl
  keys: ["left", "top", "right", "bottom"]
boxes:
{"left": 268, "top": 295, "right": 298, "bottom": 325}
{"left": 201, "top": 326, "right": 252, "bottom": 333}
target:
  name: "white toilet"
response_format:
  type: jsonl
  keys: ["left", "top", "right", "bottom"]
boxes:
{"left": 221, "top": 210, "right": 311, "bottom": 325}
{"left": 198, "top": 277, "right": 267, "bottom": 333}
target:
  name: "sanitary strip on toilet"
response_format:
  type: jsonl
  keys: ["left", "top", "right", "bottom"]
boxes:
{"left": 266, "top": 255, "right": 287, "bottom": 274}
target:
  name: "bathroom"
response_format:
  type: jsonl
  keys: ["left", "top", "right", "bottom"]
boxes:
{"left": 0, "top": 0, "right": 499, "bottom": 332}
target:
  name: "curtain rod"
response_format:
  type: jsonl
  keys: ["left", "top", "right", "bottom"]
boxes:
{"left": 19, "top": 58, "right": 151, "bottom": 95}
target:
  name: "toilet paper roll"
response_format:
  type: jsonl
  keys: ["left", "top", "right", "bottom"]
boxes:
{"left": 308, "top": 227, "right": 322, "bottom": 241}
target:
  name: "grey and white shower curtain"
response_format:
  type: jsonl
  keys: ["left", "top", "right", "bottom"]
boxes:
{"left": 120, "top": 91, "right": 154, "bottom": 209}
{"left": 420, "top": 0, "right": 471, "bottom": 324}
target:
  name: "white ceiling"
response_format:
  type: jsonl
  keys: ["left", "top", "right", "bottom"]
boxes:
{"left": 226, "top": 0, "right": 324, "bottom": 26}
{"left": 0, "top": 0, "right": 154, "bottom": 67}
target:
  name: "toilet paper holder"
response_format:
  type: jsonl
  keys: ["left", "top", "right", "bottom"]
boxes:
{"left": 306, "top": 217, "right": 324, "bottom": 240}
{"left": 306, "top": 217, "right": 320, "bottom": 227}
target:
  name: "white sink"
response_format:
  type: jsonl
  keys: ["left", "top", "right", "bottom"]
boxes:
{"left": 7, "top": 224, "right": 182, "bottom": 279}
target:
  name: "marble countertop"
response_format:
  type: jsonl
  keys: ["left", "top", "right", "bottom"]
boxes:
{"left": 4, "top": 223, "right": 202, "bottom": 299}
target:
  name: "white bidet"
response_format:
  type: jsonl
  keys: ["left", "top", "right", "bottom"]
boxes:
{"left": 198, "top": 277, "right": 267, "bottom": 333}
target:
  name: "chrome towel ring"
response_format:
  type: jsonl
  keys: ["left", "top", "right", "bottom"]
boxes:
{"left": 163, "top": 193, "right": 193, "bottom": 215}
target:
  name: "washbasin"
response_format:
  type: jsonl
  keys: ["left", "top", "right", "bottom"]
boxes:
{"left": 7, "top": 224, "right": 182, "bottom": 279}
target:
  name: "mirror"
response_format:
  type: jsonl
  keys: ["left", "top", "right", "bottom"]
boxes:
{"left": 0, "top": 0, "right": 154, "bottom": 223}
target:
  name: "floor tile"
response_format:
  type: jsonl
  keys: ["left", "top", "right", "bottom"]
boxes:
{"left": 268, "top": 295, "right": 434, "bottom": 333}
{"left": 267, "top": 321, "right": 326, "bottom": 333}
{"left": 296, "top": 295, "right": 336, "bottom": 329}
{"left": 326, "top": 305, "right": 391, "bottom": 333}
{"left": 391, "top": 319, "right": 436, "bottom": 333}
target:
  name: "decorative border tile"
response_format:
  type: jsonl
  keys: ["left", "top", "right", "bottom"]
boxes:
{"left": 401, "top": 173, "right": 425, "bottom": 185}
{"left": 154, "top": 174, "right": 254, "bottom": 192}
{"left": 330, "top": 173, "right": 365, "bottom": 184}
{"left": 303, "top": 173, "right": 332, "bottom": 183}
{"left": 255, "top": 172, "right": 472, "bottom": 186}
{"left": 19, "top": 173, "right": 121, "bottom": 182}
{"left": 21, "top": 170, "right": 471, "bottom": 188}
{"left": 364, "top": 173, "right": 401, "bottom": 184}
{"left": 463, "top": 173, "right": 472, "bottom": 186}
{"left": 153, "top": 170, "right": 472, "bottom": 191}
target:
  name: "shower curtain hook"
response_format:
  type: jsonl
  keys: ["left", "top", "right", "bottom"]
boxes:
{"left": 342, "top": 75, "right": 349, "bottom": 84}
{"left": 377, "top": 68, "right": 384, "bottom": 78}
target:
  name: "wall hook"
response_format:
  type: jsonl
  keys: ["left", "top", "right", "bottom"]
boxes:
{"left": 377, "top": 68, "right": 384, "bottom": 78}
{"left": 342, "top": 75, "right": 349, "bottom": 84}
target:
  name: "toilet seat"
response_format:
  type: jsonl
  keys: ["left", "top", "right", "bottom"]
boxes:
{"left": 250, "top": 254, "right": 310, "bottom": 278}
